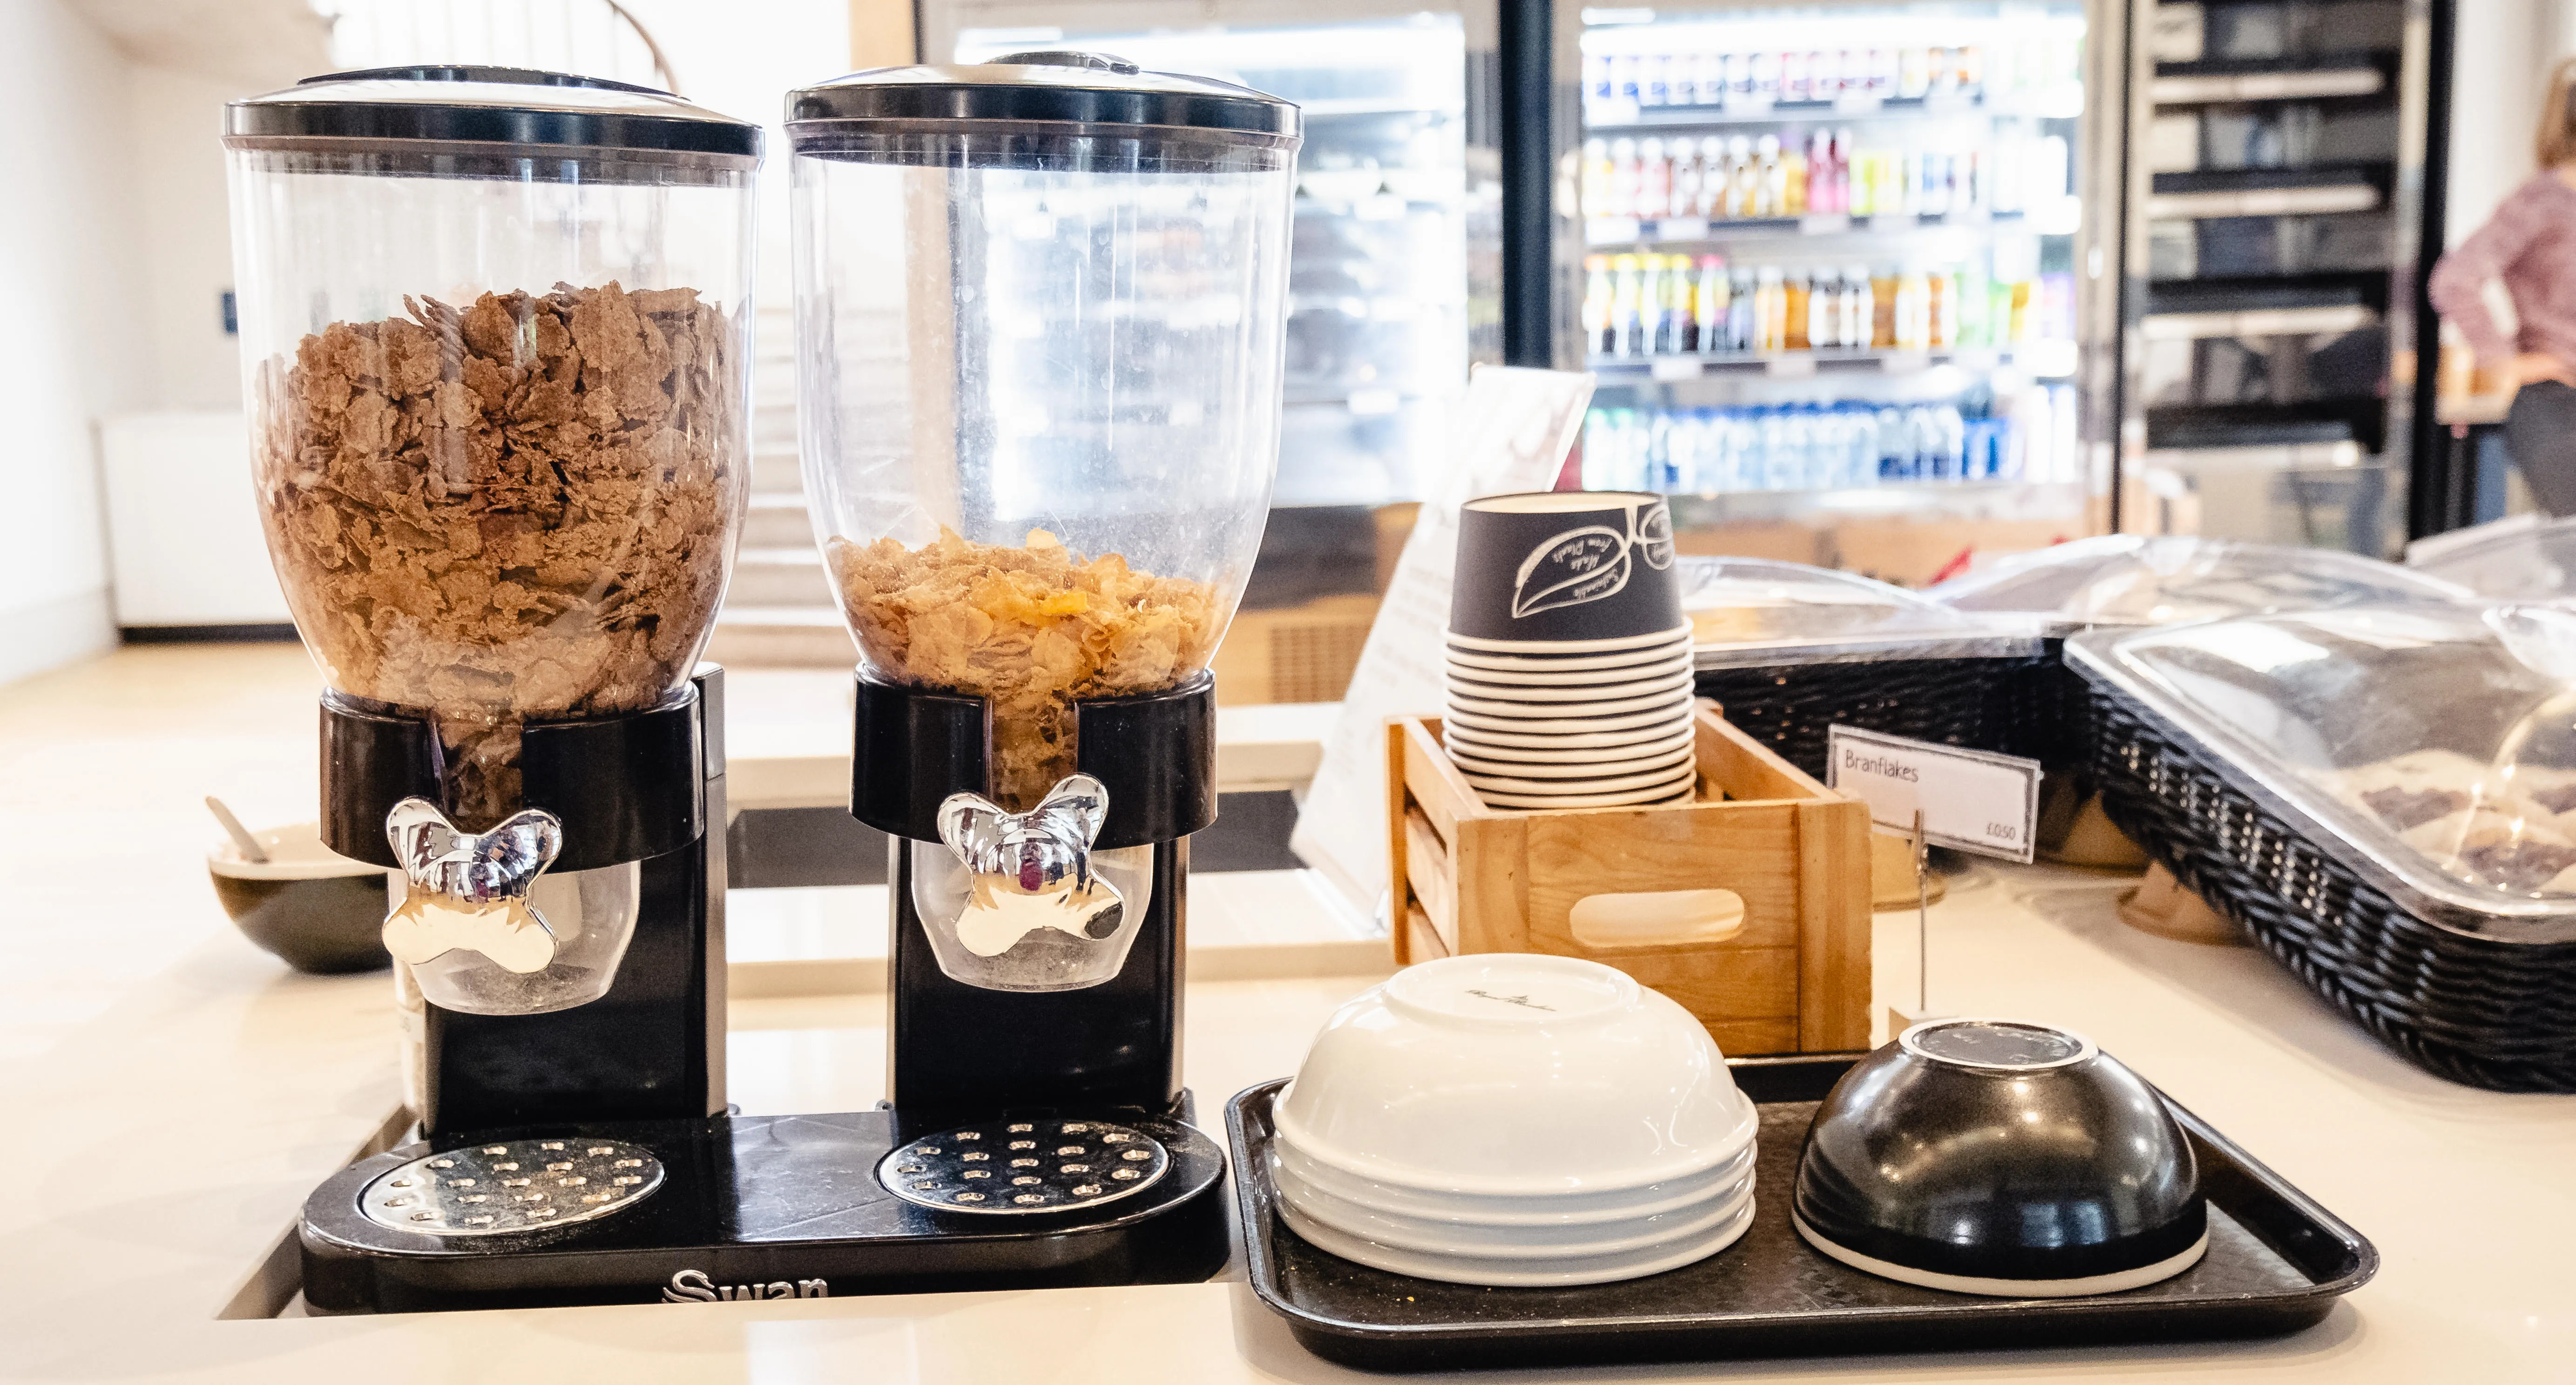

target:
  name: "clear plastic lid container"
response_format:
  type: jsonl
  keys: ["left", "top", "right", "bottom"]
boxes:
{"left": 1927, "top": 535, "right": 2470, "bottom": 636}
{"left": 2069, "top": 603, "right": 2576, "bottom": 940}
{"left": 1680, "top": 557, "right": 2043, "bottom": 669}
{"left": 788, "top": 54, "right": 1299, "bottom": 809}
{"left": 2407, "top": 514, "right": 2576, "bottom": 600}
{"left": 225, "top": 67, "right": 760, "bottom": 829}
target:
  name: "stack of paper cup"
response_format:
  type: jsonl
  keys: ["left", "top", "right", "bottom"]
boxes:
{"left": 1445, "top": 492, "right": 1696, "bottom": 808}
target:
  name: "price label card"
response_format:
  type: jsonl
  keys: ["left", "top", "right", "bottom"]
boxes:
{"left": 1825, "top": 725, "right": 2041, "bottom": 864}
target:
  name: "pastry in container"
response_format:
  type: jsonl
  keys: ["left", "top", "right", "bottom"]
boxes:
{"left": 1680, "top": 557, "right": 2044, "bottom": 781}
{"left": 2068, "top": 602, "right": 2576, "bottom": 1090}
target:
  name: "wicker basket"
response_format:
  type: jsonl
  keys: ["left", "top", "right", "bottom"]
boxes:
{"left": 1694, "top": 652, "right": 2059, "bottom": 782}
{"left": 2080, "top": 678, "right": 2576, "bottom": 1092}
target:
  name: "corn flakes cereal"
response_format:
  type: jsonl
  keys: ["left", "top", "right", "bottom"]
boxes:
{"left": 827, "top": 527, "right": 1220, "bottom": 808}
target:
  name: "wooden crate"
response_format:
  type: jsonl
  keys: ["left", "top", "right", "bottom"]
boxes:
{"left": 1386, "top": 704, "right": 1872, "bottom": 1055}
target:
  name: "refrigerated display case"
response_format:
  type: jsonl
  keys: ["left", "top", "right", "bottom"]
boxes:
{"left": 929, "top": 3, "right": 1501, "bottom": 510}
{"left": 2118, "top": 0, "right": 2446, "bottom": 557}
{"left": 1545, "top": 0, "right": 2125, "bottom": 584}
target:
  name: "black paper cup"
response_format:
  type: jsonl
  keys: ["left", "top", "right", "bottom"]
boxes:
{"left": 1450, "top": 492, "right": 1682, "bottom": 645}
{"left": 1445, "top": 636, "right": 1694, "bottom": 674}
{"left": 1442, "top": 696, "right": 1696, "bottom": 737}
{"left": 1462, "top": 761, "right": 1698, "bottom": 797}
{"left": 1447, "top": 684, "right": 1693, "bottom": 720}
{"left": 1446, "top": 649, "right": 1693, "bottom": 688}
{"left": 1447, "top": 741, "right": 1694, "bottom": 781}
{"left": 1477, "top": 782, "right": 1696, "bottom": 810}
{"left": 1445, "top": 667, "right": 1696, "bottom": 701}
{"left": 1445, "top": 722, "right": 1697, "bottom": 760}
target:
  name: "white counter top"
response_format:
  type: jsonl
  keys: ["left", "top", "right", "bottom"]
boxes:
{"left": 6, "top": 647, "right": 2576, "bottom": 1382}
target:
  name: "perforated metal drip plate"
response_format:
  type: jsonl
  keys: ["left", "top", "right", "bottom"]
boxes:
{"left": 360, "top": 1137, "right": 665, "bottom": 1236}
{"left": 878, "top": 1119, "right": 1170, "bottom": 1214}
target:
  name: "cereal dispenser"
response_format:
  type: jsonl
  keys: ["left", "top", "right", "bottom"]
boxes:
{"left": 227, "top": 65, "right": 763, "bottom": 1310}
{"left": 226, "top": 66, "right": 757, "bottom": 1142}
{"left": 788, "top": 50, "right": 1295, "bottom": 1221}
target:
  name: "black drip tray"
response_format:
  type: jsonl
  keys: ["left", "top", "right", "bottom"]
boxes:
{"left": 302, "top": 1109, "right": 1231, "bottom": 1313}
{"left": 1227, "top": 1057, "right": 2375, "bottom": 1371}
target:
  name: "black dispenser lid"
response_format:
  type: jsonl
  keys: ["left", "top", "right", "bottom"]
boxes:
{"left": 225, "top": 65, "right": 762, "bottom": 161}
{"left": 787, "top": 51, "right": 1300, "bottom": 149}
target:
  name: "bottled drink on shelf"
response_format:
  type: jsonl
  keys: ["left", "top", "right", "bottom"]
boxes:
{"left": 1697, "top": 136, "right": 1727, "bottom": 217}
{"left": 1609, "top": 136, "right": 1639, "bottom": 220}
{"left": 1679, "top": 51, "right": 1714, "bottom": 107}
{"left": 1841, "top": 265, "right": 1873, "bottom": 352}
{"left": 1806, "top": 267, "right": 1840, "bottom": 351}
{"left": 1584, "top": 254, "right": 1614, "bottom": 356}
{"left": 1748, "top": 50, "right": 1778, "bottom": 103}
{"left": 1673, "top": 141, "right": 1703, "bottom": 220}
{"left": 1610, "top": 253, "right": 1644, "bottom": 357}
{"left": 1726, "top": 135, "right": 1757, "bottom": 218}
{"left": 1582, "top": 138, "right": 1612, "bottom": 218}
{"left": 1958, "top": 261, "right": 1991, "bottom": 346}
{"left": 1726, "top": 266, "right": 1756, "bottom": 352}
{"left": 1754, "top": 265, "right": 1787, "bottom": 352}
{"left": 1784, "top": 269, "right": 1811, "bottom": 351}
{"left": 1637, "top": 136, "right": 1670, "bottom": 219}
{"left": 1896, "top": 45, "right": 1930, "bottom": 100}
{"left": 1893, "top": 267, "right": 1930, "bottom": 351}
{"left": 2049, "top": 383, "right": 2081, "bottom": 484}
{"left": 1694, "top": 255, "right": 1729, "bottom": 356}
{"left": 1661, "top": 254, "right": 1696, "bottom": 355}
{"left": 1582, "top": 399, "right": 2026, "bottom": 495}
{"left": 1753, "top": 134, "right": 1782, "bottom": 218}
{"left": 1637, "top": 254, "right": 1667, "bottom": 353}
{"left": 1834, "top": 50, "right": 1863, "bottom": 98}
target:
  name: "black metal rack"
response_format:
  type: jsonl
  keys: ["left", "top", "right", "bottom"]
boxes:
{"left": 2119, "top": 0, "right": 2453, "bottom": 555}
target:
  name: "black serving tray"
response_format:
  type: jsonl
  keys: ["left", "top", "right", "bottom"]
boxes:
{"left": 1227, "top": 1055, "right": 2375, "bottom": 1371}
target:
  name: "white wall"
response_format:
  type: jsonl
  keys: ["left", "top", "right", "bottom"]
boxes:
{"left": 0, "top": 0, "right": 149, "bottom": 685}
{"left": 2447, "top": 0, "right": 2565, "bottom": 246}
{"left": 0, "top": 3, "right": 841, "bottom": 686}
{"left": 132, "top": 64, "right": 273, "bottom": 410}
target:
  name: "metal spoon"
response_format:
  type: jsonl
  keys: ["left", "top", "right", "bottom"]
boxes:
{"left": 205, "top": 796, "right": 270, "bottom": 864}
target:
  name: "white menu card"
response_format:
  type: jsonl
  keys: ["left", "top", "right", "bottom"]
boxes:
{"left": 1289, "top": 365, "right": 1598, "bottom": 923}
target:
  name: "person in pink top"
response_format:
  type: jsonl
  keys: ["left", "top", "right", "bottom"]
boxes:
{"left": 2429, "top": 58, "right": 2576, "bottom": 513}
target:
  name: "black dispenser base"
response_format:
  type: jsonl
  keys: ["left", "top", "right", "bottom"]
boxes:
{"left": 299, "top": 1105, "right": 1230, "bottom": 1313}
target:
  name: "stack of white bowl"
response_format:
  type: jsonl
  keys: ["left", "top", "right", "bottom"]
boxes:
{"left": 1267, "top": 953, "right": 1759, "bottom": 1287}
{"left": 1445, "top": 492, "right": 1697, "bottom": 809}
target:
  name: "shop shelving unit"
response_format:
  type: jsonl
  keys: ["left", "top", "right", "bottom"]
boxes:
{"left": 1529, "top": 0, "right": 2129, "bottom": 584}
{"left": 2118, "top": 0, "right": 2448, "bottom": 556}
